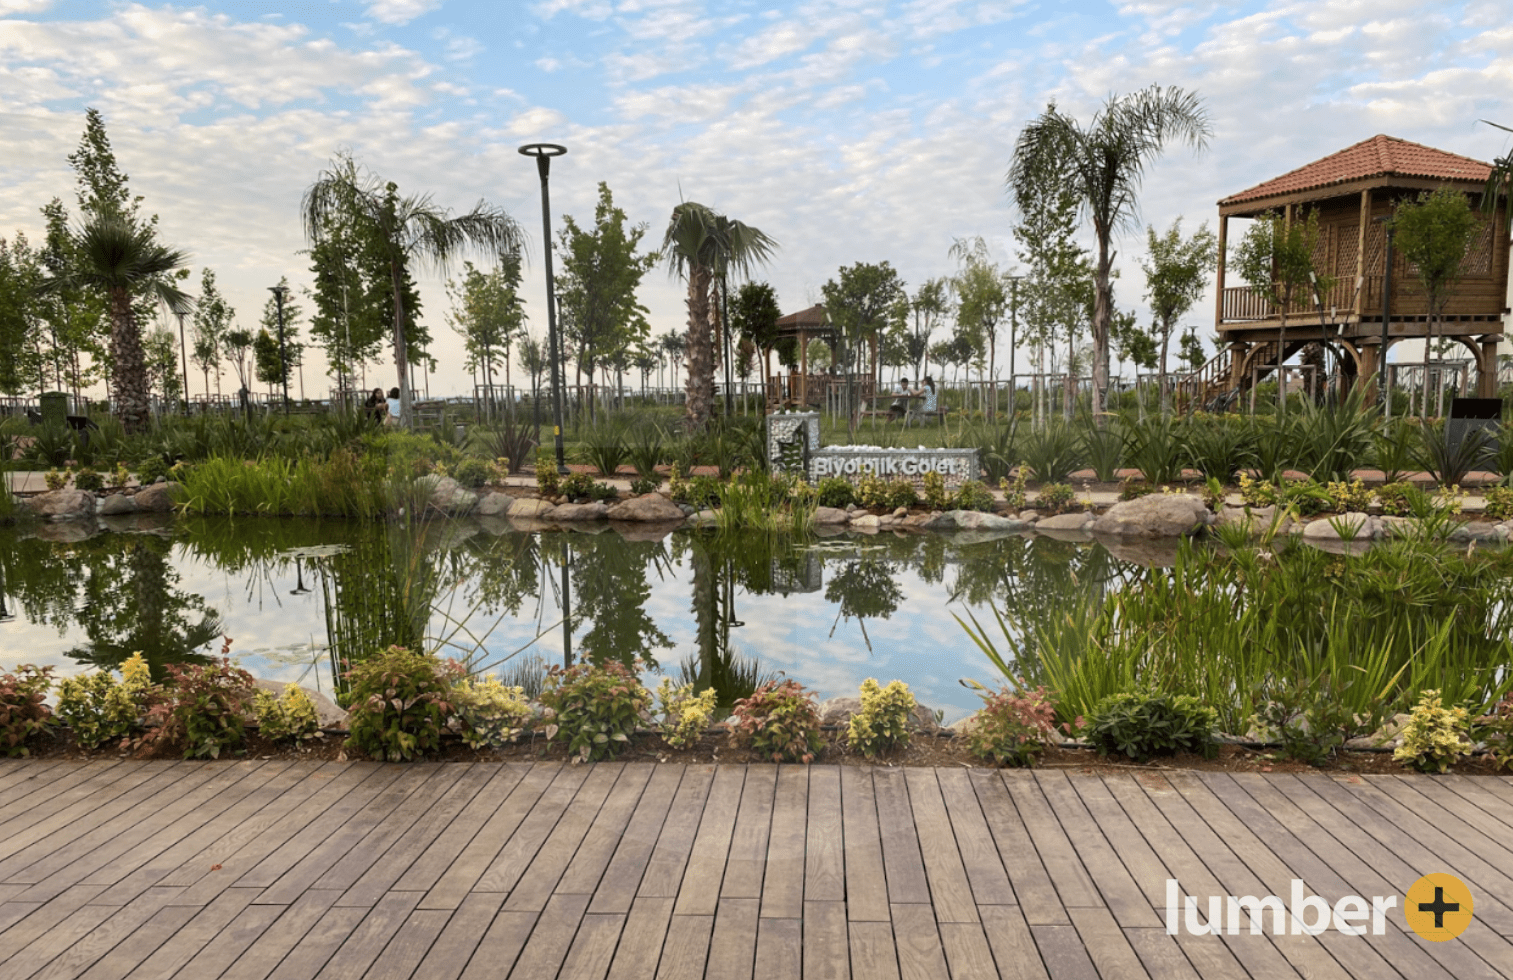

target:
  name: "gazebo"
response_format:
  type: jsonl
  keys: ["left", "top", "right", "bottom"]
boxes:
{"left": 1193, "top": 135, "right": 1511, "bottom": 404}
{"left": 766, "top": 304, "right": 840, "bottom": 409}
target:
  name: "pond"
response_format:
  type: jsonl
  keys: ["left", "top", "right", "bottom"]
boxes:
{"left": 0, "top": 516, "right": 1142, "bottom": 723}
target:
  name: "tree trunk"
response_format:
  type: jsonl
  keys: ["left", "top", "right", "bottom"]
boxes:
{"left": 683, "top": 265, "right": 713, "bottom": 431}
{"left": 1159, "top": 321, "right": 1171, "bottom": 415}
{"left": 390, "top": 259, "right": 411, "bottom": 428}
{"left": 108, "top": 289, "right": 151, "bottom": 434}
{"left": 1092, "top": 236, "right": 1113, "bottom": 418}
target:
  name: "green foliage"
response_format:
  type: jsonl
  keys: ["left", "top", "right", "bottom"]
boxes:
{"left": 1482, "top": 692, "right": 1513, "bottom": 772}
{"left": 629, "top": 476, "right": 662, "bottom": 496}
{"left": 536, "top": 452, "right": 561, "bottom": 497}
{"left": 1390, "top": 188, "right": 1481, "bottom": 326}
{"left": 1485, "top": 486, "right": 1513, "bottom": 521}
{"left": 139, "top": 659, "right": 255, "bottom": 760}
{"left": 1236, "top": 472, "right": 1278, "bottom": 507}
{"left": 450, "top": 675, "right": 534, "bottom": 749}
{"left": 1140, "top": 218, "right": 1218, "bottom": 403}
{"left": 71, "top": 466, "right": 104, "bottom": 492}
{"left": 1020, "top": 420, "right": 1083, "bottom": 483}
{"left": 0, "top": 665, "right": 53, "bottom": 757}
{"left": 450, "top": 456, "right": 491, "bottom": 489}
{"left": 556, "top": 183, "right": 658, "bottom": 388}
{"left": 1119, "top": 479, "right": 1155, "bottom": 501}
{"left": 963, "top": 680, "right": 1059, "bottom": 767}
{"left": 846, "top": 678, "right": 916, "bottom": 758}
{"left": 471, "top": 419, "right": 536, "bottom": 476}
{"left": 671, "top": 473, "right": 721, "bottom": 510}
{"left": 344, "top": 646, "right": 457, "bottom": 762}
{"left": 1180, "top": 415, "right": 1253, "bottom": 482}
{"left": 1034, "top": 482, "right": 1075, "bottom": 515}
{"left": 1372, "top": 418, "right": 1419, "bottom": 484}
{"left": 55, "top": 662, "right": 148, "bottom": 749}
{"left": 1085, "top": 690, "right": 1218, "bottom": 762}
{"left": 581, "top": 417, "right": 631, "bottom": 477}
{"left": 626, "top": 423, "right": 666, "bottom": 480}
{"left": 44, "top": 468, "right": 68, "bottom": 491}
{"left": 1375, "top": 481, "right": 1413, "bottom": 516}
{"left": 1079, "top": 421, "right": 1123, "bottom": 482}
{"left": 999, "top": 468, "right": 1028, "bottom": 509}
{"left": 1251, "top": 675, "right": 1361, "bottom": 767}
{"left": 1393, "top": 690, "right": 1472, "bottom": 773}
{"left": 654, "top": 678, "right": 718, "bottom": 750}
{"left": 1414, "top": 419, "right": 1491, "bottom": 488}
{"left": 728, "top": 679, "right": 823, "bottom": 764}
{"left": 922, "top": 470, "right": 951, "bottom": 510}
{"left": 252, "top": 683, "right": 323, "bottom": 743}
{"left": 1324, "top": 479, "right": 1370, "bottom": 513}
{"left": 538, "top": 660, "right": 651, "bottom": 763}
{"left": 951, "top": 480, "right": 995, "bottom": 512}
{"left": 816, "top": 477, "right": 856, "bottom": 509}
{"left": 1124, "top": 414, "right": 1184, "bottom": 485}
{"left": 558, "top": 472, "right": 617, "bottom": 503}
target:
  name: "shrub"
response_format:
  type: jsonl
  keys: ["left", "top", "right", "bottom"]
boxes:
{"left": 882, "top": 478, "right": 918, "bottom": 510}
{"left": 728, "top": 679, "right": 823, "bottom": 763}
{"left": 559, "top": 472, "right": 617, "bottom": 503}
{"left": 139, "top": 659, "right": 255, "bottom": 760}
{"left": 921, "top": 470, "right": 951, "bottom": 510}
{"left": 1484, "top": 486, "right": 1513, "bottom": 521}
{"left": 55, "top": 660, "right": 149, "bottom": 749}
{"left": 654, "top": 678, "right": 718, "bottom": 750}
{"left": 816, "top": 477, "right": 856, "bottom": 509}
{"left": 1375, "top": 481, "right": 1413, "bottom": 516}
{"left": 951, "top": 480, "right": 994, "bottom": 512}
{"left": 450, "top": 456, "right": 492, "bottom": 489}
{"left": 1119, "top": 479, "right": 1155, "bottom": 501}
{"left": 999, "top": 467, "right": 1028, "bottom": 510}
{"left": 1393, "top": 690, "right": 1472, "bottom": 774}
{"left": 44, "top": 469, "right": 68, "bottom": 491}
{"left": 252, "top": 684, "right": 323, "bottom": 743}
{"left": 450, "top": 675, "right": 534, "bottom": 749}
{"left": 629, "top": 476, "right": 662, "bottom": 496}
{"left": 964, "top": 681, "right": 1059, "bottom": 768}
{"left": 1084, "top": 691, "right": 1218, "bottom": 762}
{"left": 538, "top": 660, "right": 651, "bottom": 763}
{"left": 1324, "top": 479, "right": 1370, "bottom": 513}
{"left": 1482, "top": 692, "right": 1513, "bottom": 772}
{"left": 344, "top": 646, "right": 457, "bottom": 762}
{"left": 671, "top": 473, "right": 721, "bottom": 509}
{"left": 0, "top": 665, "right": 53, "bottom": 757}
{"left": 855, "top": 468, "right": 888, "bottom": 509}
{"left": 1250, "top": 677, "right": 1359, "bottom": 767}
{"left": 535, "top": 452, "right": 561, "bottom": 497}
{"left": 846, "top": 678, "right": 916, "bottom": 758}
{"left": 72, "top": 466, "right": 105, "bottom": 492}
{"left": 1236, "top": 472, "right": 1279, "bottom": 508}
{"left": 1034, "top": 483, "right": 1075, "bottom": 516}
{"left": 1279, "top": 479, "right": 1333, "bottom": 517}
{"left": 110, "top": 462, "right": 131, "bottom": 490}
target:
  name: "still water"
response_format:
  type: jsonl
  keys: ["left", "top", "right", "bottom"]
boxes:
{"left": 0, "top": 515, "right": 1143, "bottom": 723}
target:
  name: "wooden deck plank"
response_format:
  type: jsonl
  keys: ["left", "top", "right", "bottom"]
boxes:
{"left": 26, "top": 886, "right": 184, "bottom": 980}
{"left": 1028, "top": 925, "right": 1100, "bottom": 980}
{"left": 74, "top": 906, "right": 200, "bottom": 980}
{"left": 310, "top": 891, "right": 423, "bottom": 980}
{"left": 0, "top": 761, "right": 66, "bottom": 803}
{"left": 1122, "top": 930, "right": 1210, "bottom": 980}
{"left": 1000, "top": 773, "right": 1101, "bottom": 910}
{"left": 122, "top": 886, "right": 261, "bottom": 980}
{"left": 968, "top": 770, "right": 1065, "bottom": 925}
{"left": 1, "top": 903, "right": 116, "bottom": 980}
{"left": 939, "top": 922, "right": 1003, "bottom": 980}
{"left": 873, "top": 768, "right": 931, "bottom": 907}
{"left": 1168, "top": 931, "right": 1253, "bottom": 980}
{"left": 636, "top": 764, "right": 717, "bottom": 899}
{"left": 0, "top": 761, "right": 131, "bottom": 831}
{"left": 556, "top": 764, "right": 658, "bottom": 897}
{"left": 264, "top": 906, "right": 371, "bottom": 980}
{"left": 348, "top": 764, "right": 528, "bottom": 905}
{"left": 1166, "top": 772, "right": 1325, "bottom": 898}
{"left": 654, "top": 914, "right": 715, "bottom": 980}
{"left": 588, "top": 766, "right": 686, "bottom": 916}
{"left": 361, "top": 908, "right": 451, "bottom": 980}
{"left": 504, "top": 763, "right": 624, "bottom": 912}
{"left": 559, "top": 913, "right": 625, "bottom": 980}
{"left": 1067, "top": 907, "right": 1152, "bottom": 980}
{"left": 605, "top": 895, "right": 675, "bottom": 980}
{"left": 1440, "top": 774, "right": 1513, "bottom": 828}
{"left": 934, "top": 769, "right": 1015, "bottom": 907}
{"left": 672, "top": 765, "right": 744, "bottom": 916}
{"left": 802, "top": 900, "right": 849, "bottom": 980}
{"left": 839, "top": 766, "right": 889, "bottom": 923}
{"left": 704, "top": 898, "right": 758, "bottom": 980}
{"left": 760, "top": 766, "right": 809, "bottom": 919}
{"left": 1126, "top": 773, "right": 1270, "bottom": 900}
{"left": 473, "top": 764, "right": 593, "bottom": 895}
{"left": 891, "top": 902, "right": 949, "bottom": 980}
{"left": 0, "top": 885, "right": 108, "bottom": 966}
{"left": 721, "top": 765, "right": 776, "bottom": 901}
{"left": 1427, "top": 775, "right": 1513, "bottom": 847}
{"left": 418, "top": 762, "right": 561, "bottom": 909}
{"left": 503, "top": 893, "right": 590, "bottom": 980}
{"left": 164, "top": 902, "right": 285, "bottom": 980}
{"left": 848, "top": 921, "right": 901, "bottom": 980}
{"left": 902, "top": 768, "right": 979, "bottom": 923}
{"left": 1064, "top": 774, "right": 1172, "bottom": 909}
{"left": 752, "top": 917, "right": 801, "bottom": 980}
{"left": 804, "top": 767, "right": 845, "bottom": 905}
{"left": 1101, "top": 775, "right": 1230, "bottom": 906}
{"left": 977, "top": 906, "right": 1049, "bottom": 980}
{"left": 408, "top": 892, "right": 505, "bottom": 980}
{"left": 218, "top": 889, "right": 345, "bottom": 980}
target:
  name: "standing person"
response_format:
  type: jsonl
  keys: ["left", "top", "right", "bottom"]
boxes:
{"left": 919, "top": 375, "right": 938, "bottom": 425}
{"left": 889, "top": 377, "right": 911, "bottom": 422}
{"left": 386, "top": 387, "right": 402, "bottom": 426}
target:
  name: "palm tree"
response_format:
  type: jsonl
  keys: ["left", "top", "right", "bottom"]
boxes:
{"left": 301, "top": 153, "right": 525, "bottom": 427}
{"left": 1008, "top": 84, "right": 1211, "bottom": 416}
{"left": 661, "top": 203, "right": 775, "bottom": 430}
{"left": 44, "top": 214, "right": 191, "bottom": 433}
{"left": 1482, "top": 121, "right": 1513, "bottom": 232}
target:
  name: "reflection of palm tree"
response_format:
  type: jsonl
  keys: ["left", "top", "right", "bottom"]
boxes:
{"left": 685, "top": 539, "right": 772, "bottom": 713}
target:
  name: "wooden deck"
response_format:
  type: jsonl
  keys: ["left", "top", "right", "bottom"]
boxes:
{"left": 1, "top": 761, "right": 1512, "bottom": 979}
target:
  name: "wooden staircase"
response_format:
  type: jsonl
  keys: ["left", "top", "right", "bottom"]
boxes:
{"left": 1177, "top": 340, "right": 1309, "bottom": 411}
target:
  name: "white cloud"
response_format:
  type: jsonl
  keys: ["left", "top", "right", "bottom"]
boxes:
{"left": 0, "top": 0, "right": 52, "bottom": 13}
{"left": 364, "top": 0, "right": 443, "bottom": 26}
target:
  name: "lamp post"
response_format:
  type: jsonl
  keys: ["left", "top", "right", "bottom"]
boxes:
{"left": 519, "top": 143, "right": 570, "bottom": 475}
{"left": 268, "top": 284, "right": 290, "bottom": 415}
{"left": 1375, "top": 216, "right": 1396, "bottom": 412}
{"left": 175, "top": 311, "right": 190, "bottom": 415}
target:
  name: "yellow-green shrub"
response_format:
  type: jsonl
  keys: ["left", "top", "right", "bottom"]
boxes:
{"left": 654, "top": 678, "right": 718, "bottom": 750}
{"left": 56, "top": 669, "right": 145, "bottom": 749}
{"left": 253, "top": 684, "right": 322, "bottom": 743}
{"left": 846, "top": 678, "right": 916, "bottom": 758}
{"left": 451, "top": 675, "right": 534, "bottom": 749}
{"left": 1393, "top": 690, "right": 1472, "bottom": 774}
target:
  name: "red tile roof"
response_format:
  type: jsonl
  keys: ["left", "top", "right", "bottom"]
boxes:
{"left": 776, "top": 304, "right": 828, "bottom": 328}
{"left": 1221, "top": 135, "right": 1492, "bottom": 206}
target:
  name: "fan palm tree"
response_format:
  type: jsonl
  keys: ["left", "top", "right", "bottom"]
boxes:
{"left": 43, "top": 214, "right": 192, "bottom": 433}
{"left": 1008, "top": 84, "right": 1211, "bottom": 416}
{"left": 301, "top": 153, "right": 525, "bottom": 427}
{"left": 1482, "top": 121, "right": 1513, "bottom": 232}
{"left": 661, "top": 203, "right": 775, "bottom": 430}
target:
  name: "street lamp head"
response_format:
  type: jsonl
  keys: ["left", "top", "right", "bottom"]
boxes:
{"left": 268, "top": 284, "right": 289, "bottom": 300}
{"left": 519, "top": 142, "right": 567, "bottom": 179}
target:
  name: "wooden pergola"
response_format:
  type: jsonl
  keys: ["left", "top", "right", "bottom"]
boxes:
{"left": 1199, "top": 135, "right": 1511, "bottom": 403}
{"left": 766, "top": 305, "right": 839, "bottom": 409}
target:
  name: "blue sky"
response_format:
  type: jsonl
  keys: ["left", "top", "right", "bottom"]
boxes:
{"left": 2, "top": 0, "right": 1510, "bottom": 394}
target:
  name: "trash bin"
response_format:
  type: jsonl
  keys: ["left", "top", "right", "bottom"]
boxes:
{"left": 38, "top": 391, "right": 67, "bottom": 427}
{"left": 1446, "top": 397, "right": 1501, "bottom": 460}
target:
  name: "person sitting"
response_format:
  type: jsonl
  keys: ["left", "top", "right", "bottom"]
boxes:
{"left": 385, "top": 387, "right": 401, "bottom": 426}
{"left": 363, "top": 387, "right": 386, "bottom": 424}
{"left": 889, "top": 377, "right": 911, "bottom": 422}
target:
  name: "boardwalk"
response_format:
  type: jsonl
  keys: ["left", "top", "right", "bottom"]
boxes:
{"left": 1, "top": 761, "right": 1511, "bottom": 979}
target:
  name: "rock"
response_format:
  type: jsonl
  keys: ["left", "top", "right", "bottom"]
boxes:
{"left": 818, "top": 697, "right": 940, "bottom": 732}
{"left": 29, "top": 520, "right": 98, "bottom": 543}
{"left": 22, "top": 488, "right": 96, "bottom": 521}
{"left": 950, "top": 511, "right": 1024, "bottom": 532}
{"left": 813, "top": 506, "right": 850, "bottom": 525}
{"left": 686, "top": 510, "right": 719, "bottom": 527}
{"left": 98, "top": 492, "right": 137, "bottom": 516}
{"left": 133, "top": 482, "right": 180, "bottom": 513}
{"left": 1036, "top": 512, "right": 1093, "bottom": 531}
{"left": 851, "top": 513, "right": 881, "bottom": 529}
{"left": 1018, "top": 510, "right": 1040, "bottom": 522}
{"left": 679, "top": 504, "right": 696, "bottom": 516}
{"left": 475, "top": 492, "right": 514, "bottom": 517}
{"left": 948, "top": 713, "right": 980, "bottom": 735}
{"left": 1216, "top": 505, "right": 1270, "bottom": 532}
{"left": 845, "top": 503, "right": 858, "bottom": 513}
{"left": 508, "top": 496, "right": 555, "bottom": 518}
{"left": 422, "top": 476, "right": 477, "bottom": 515}
{"left": 1099, "top": 537, "right": 1183, "bottom": 567}
{"left": 916, "top": 511, "right": 958, "bottom": 530}
{"left": 546, "top": 501, "right": 610, "bottom": 522}
{"left": 605, "top": 493, "right": 684, "bottom": 522}
{"left": 1300, "top": 513, "right": 1374, "bottom": 540}
{"left": 1090, "top": 494, "right": 1208, "bottom": 538}
{"left": 251, "top": 678, "right": 348, "bottom": 729}
{"left": 1449, "top": 522, "right": 1502, "bottom": 544}
{"left": 612, "top": 522, "right": 680, "bottom": 543}
{"left": 892, "top": 506, "right": 909, "bottom": 519}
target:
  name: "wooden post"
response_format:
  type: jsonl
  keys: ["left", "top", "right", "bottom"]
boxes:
{"left": 1355, "top": 190, "right": 1369, "bottom": 318}
{"left": 1215, "top": 214, "right": 1228, "bottom": 327}
{"left": 798, "top": 327, "right": 808, "bottom": 406}
{"left": 1480, "top": 337, "right": 1499, "bottom": 398}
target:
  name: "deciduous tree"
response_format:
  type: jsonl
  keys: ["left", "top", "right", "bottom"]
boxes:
{"left": 1139, "top": 218, "right": 1217, "bottom": 411}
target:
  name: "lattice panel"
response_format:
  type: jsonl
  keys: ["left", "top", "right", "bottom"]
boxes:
{"left": 1461, "top": 220, "right": 1495, "bottom": 277}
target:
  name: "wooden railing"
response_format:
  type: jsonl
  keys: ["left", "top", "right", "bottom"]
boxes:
{"left": 1221, "top": 277, "right": 1384, "bottom": 322}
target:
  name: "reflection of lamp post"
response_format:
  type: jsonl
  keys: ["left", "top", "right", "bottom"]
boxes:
{"left": 290, "top": 558, "right": 311, "bottom": 597}
{"left": 1375, "top": 215, "right": 1396, "bottom": 411}
{"left": 268, "top": 284, "right": 290, "bottom": 415}
{"left": 175, "top": 310, "right": 190, "bottom": 415}
{"left": 519, "top": 143, "right": 571, "bottom": 475}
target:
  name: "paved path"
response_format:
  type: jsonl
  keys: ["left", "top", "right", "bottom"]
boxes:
{"left": 1, "top": 761, "right": 1512, "bottom": 979}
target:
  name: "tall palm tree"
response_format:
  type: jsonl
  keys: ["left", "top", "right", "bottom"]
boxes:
{"left": 1008, "top": 84, "right": 1211, "bottom": 416}
{"left": 44, "top": 214, "right": 192, "bottom": 433}
{"left": 1482, "top": 121, "right": 1513, "bottom": 232}
{"left": 301, "top": 153, "right": 525, "bottom": 428}
{"left": 661, "top": 203, "right": 775, "bottom": 430}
